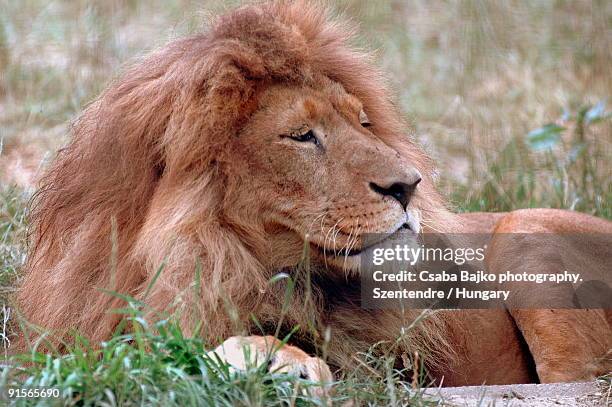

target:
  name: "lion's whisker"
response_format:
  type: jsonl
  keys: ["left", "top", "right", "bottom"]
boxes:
{"left": 324, "top": 217, "right": 343, "bottom": 257}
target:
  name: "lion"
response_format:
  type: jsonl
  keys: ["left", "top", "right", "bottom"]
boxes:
{"left": 17, "top": 1, "right": 611, "bottom": 387}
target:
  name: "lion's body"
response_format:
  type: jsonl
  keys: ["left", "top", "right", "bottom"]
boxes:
{"left": 17, "top": 1, "right": 610, "bottom": 386}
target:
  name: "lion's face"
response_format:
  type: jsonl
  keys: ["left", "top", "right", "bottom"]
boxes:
{"left": 227, "top": 79, "right": 422, "bottom": 267}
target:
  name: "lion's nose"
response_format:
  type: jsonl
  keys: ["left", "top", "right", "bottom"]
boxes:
{"left": 369, "top": 174, "right": 421, "bottom": 210}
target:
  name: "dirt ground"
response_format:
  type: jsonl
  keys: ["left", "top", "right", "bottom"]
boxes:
{"left": 424, "top": 381, "right": 610, "bottom": 406}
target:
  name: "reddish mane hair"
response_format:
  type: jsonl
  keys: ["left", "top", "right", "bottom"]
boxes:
{"left": 18, "top": 1, "right": 458, "bottom": 365}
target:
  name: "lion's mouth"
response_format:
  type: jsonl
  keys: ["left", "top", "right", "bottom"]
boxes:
{"left": 311, "top": 220, "right": 418, "bottom": 258}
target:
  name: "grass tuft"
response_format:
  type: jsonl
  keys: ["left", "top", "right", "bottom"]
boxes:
{"left": 1, "top": 286, "right": 438, "bottom": 406}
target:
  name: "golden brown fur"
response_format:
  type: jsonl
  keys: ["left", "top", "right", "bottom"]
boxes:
{"left": 17, "top": 1, "right": 610, "bottom": 386}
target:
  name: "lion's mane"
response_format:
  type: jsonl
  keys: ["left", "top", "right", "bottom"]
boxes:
{"left": 18, "top": 1, "right": 460, "bottom": 365}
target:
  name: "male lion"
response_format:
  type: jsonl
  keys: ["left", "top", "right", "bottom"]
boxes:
{"left": 17, "top": 1, "right": 611, "bottom": 386}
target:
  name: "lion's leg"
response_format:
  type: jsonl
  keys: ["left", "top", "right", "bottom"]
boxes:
{"left": 323, "top": 304, "right": 536, "bottom": 386}
{"left": 510, "top": 309, "right": 611, "bottom": 382}
{"left": 487, "top": 210, "right": 612, "bottom": 382}
{"left": 208, "top": 336, "right": 333, "bottom": 394}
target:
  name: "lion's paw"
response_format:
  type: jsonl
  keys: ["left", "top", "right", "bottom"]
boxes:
{"left": 208, "top": 335, "right": 333, "bottom": 394}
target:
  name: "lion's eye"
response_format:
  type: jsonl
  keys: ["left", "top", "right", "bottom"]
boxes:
{"left": 288, "top": 129, "right": 319, "bottom": 145}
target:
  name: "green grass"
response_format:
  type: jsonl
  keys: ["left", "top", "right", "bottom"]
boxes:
{"left": 0, "top": 0, "right": 611, "bottom": 405}
{"left": 0, "top": 263, "right": 438, "bottom": 406}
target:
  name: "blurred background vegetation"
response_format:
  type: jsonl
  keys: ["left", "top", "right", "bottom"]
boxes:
{"left": 1, "top": 0, "right": 610, "bottom": 211}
